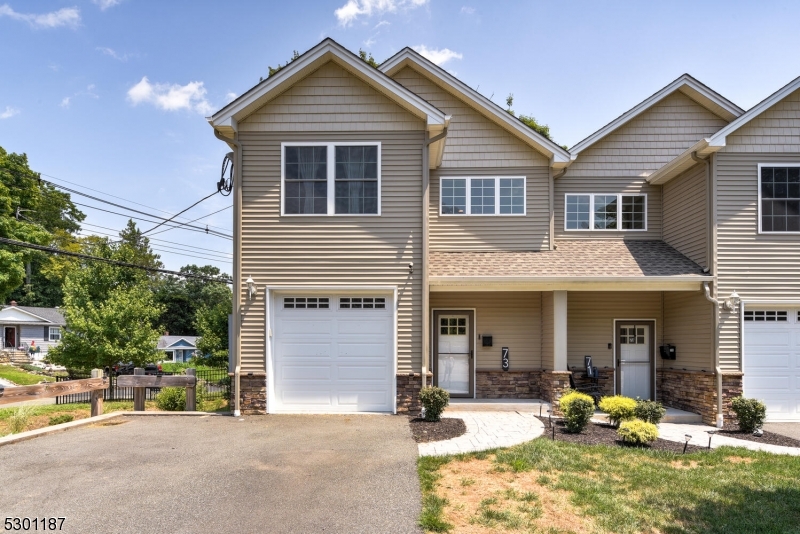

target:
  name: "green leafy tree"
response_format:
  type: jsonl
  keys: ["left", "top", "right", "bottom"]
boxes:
{"left": 504, "top": 93, "right": 554, "bottom": 141}
{"left": 358, "top": 49, "right": 379, "bottom": 68}
{"left": 155, "top": 264, "right": 230, "bottom": 336}
{"left": 194, "top": 278, "right": 231, "bottom": 368}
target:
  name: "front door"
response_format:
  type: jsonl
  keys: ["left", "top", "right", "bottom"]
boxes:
{"left": 433, "top": 311, "right": 474, "bottom": 398}
{"left": 616, "top": 321, "right": 655, "bottom": 400}
{"left": 4, "top": 327, "right": 15, "bottom": 348}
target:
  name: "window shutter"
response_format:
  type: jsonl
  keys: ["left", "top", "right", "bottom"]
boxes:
{"left": 44, "top": 326, "right": 49, "bottom": 339}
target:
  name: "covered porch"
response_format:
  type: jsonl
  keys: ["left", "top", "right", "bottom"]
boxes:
{"left": 427, "top": 241, "right": 725, "bottom": 424}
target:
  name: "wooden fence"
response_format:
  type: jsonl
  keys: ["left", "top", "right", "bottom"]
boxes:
{"left": 115, "top": 368, "right": 197, "bottom": 411}
{"left": 0, "top": 369, "right": 108, "bottom": 416}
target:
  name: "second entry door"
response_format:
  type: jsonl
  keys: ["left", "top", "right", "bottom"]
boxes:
{"left": 434, "top": 311, "right": 474, "bottom": 397}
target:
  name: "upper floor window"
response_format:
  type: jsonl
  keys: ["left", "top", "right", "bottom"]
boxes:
{"left": 282, "top": 142, "right": 380, "bottom": 216}
{"left": 565, "top": 193, "right": 646, "bottom": 231}
{"left": 440, "top": 177, "right": 525, "bottom": 216}
{"left": 759, "top": 164, "right": 800, "bottom": 233}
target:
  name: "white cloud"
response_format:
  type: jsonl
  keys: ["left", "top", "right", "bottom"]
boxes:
{"left": 92, "top": 0, "right": 121, "bottom": 10}
{"left": 225, "top": 92, "right": 237, "bottom": 103}
{"left": 363, "top": 36, "right": 376, "bottom": 47}
{"left": 60, "top": 85, "right": 99, "bottom": 109}
{"left": 0, "top": 106, "right": 20, "bottom": 119}
{"left": 0, "top": 4, "right": 80, "bottom": 29}
{"left": 460, "top": 6, "right": 475, "bottom": 14}
{"left": 127, "top": 77, "right": 213, "bottom": 115}
{"left": 60, "top": 97, "right": 71, "bottom": 108}
{"left": 96, "top": 46, "right": 133, "bottom": 62}
{"left": 335, "top": 0, "right": 427, "bottom": 26}
{"left": 412, "top": 45, "right": 463, "bottom": 66}
{"left": 374, "top": 19, "right": 389, "bottom": 28}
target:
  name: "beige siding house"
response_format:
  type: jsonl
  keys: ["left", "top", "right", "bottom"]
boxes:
{"left": 209, "top": 38, "right": 800, "bottom": 425}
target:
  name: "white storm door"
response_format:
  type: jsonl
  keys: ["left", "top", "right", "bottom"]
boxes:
{"left": 273, "top": 295, "right": 394, "bottom": 413}
{"left": 743, "top": 309, "right": 800, "bottom": 421}
{"left": 435, "top": 314, "right": 473, "bottom": 396}
{"left": 619, "top": 324, "right": 652, "bottom": 400}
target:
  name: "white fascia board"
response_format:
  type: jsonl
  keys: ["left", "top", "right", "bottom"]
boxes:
{"left": 0, "top": 307, "right": 51, "bottom": 323}
{"left": 708, "top": 75, "right": 800, "bottom": 148}
{"left": 570, "top": 74, "right": 743, "bottom": 155}
{"left": 209, "top": 39, "right": 446, "bottom": 132}
{"left": 646, "top": 138, "right": 721, "bottom": 185}
{"left": 380, "top": 51, "right": 571, "bottom": 166}
{"left": 429, "top": 276, "right": 712, "bottom": 292}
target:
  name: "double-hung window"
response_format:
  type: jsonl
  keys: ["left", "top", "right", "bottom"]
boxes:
{"left": 564, "top": 193, "right": 646, "bottom": 231}
{"left": 759, "top": 164, "right": 800, "bottom": 233}
{"left": 49, "top": 327, "right": 61, "bottom": 342}
{"left": 440, "top": 177, "right": 525, "bottom": 215}
{"left": 282, "top": 142, "right": 380, "bottom": 215}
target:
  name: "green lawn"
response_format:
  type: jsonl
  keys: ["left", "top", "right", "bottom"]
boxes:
{"left": 419, "top": 438, "right": 800, "bottom": 533}
{"left": 159, "top": 362, "right": 224, "bottom": 373}
{"left": 0, "top": 364, "right": 55, "bottom": 385}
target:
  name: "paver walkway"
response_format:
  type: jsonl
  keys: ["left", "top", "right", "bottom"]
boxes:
{"left": 658, "top": 422, "right": 800, "bottom": 456}
{"left": 418, "top": 411, "right": 544, "bottom": 456}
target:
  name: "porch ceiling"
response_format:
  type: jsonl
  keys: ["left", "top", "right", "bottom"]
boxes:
{"left": 429, "top": 241, "right": 712, "bottom": 291}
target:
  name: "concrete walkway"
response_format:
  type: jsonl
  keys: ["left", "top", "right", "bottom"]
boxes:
{"left": 658, "top": 422, "right": 800, "bottom": 456}
{"left": 418, "top": 410, "right": 545, "bottom": 456}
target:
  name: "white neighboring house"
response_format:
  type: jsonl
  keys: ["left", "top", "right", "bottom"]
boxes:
{"left": 0, "top": 301, "right": 66, "bottom": 360}
{"left": 157, "top": 335, "right": 200, "bottom": 363}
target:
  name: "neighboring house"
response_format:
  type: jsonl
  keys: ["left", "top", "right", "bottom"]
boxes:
{"left": 208, "top": 38, "right": 800, "bottom": 424}
{"left": 157, "top": 335, "right": 199, "bottom": 363}
{"left": 0, "top": 301, "right": 65, "bottom": 360}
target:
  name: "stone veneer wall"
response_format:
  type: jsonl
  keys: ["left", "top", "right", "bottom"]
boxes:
{"left": 476, "top": 371, "right": 541, "bottom": 399}
{"left": 537, "top": 370, "right": 572, "bottom": 415}
{"left": 657, "top": 369, "right": 743, "bottom": 425}
{"left": 238, "top": 373, "right": 267, "bottom": 415}
{"left": 396, "top": 372, "right": 432, "bottom": 414}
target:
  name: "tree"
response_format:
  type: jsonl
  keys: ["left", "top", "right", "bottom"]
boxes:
{"left": 358, "top": 49, "right": 379, "bottom": 68}
{"left": 194, "top": 285, "right": 231, "bottom": 368}
{"left": 48, "top": 225, "right": 164, "bottom": 370}
{"left": 154, "top": 264, "right": 230, "bottom": 336}
{"left": 504, "top": 93, "right": 554, "bottom": 141}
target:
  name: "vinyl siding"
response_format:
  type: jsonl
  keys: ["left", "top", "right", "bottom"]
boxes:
{"left": 430, "top": 167, "right": 550, "bottom": 251}
{"left": 239, "top": 62, "right": 425, "bottom": 133}
{"left": 569, "top": 91, "right": 729, "bottom": 177}
{"left": 541, "top": 292, "right": 554, "bottom": 368}
{"left": 662, "top": 291, "right": 713, "bottom": 371}
{"left": 238, "top": 130, "right": 424, "bottom": 373}
{"left": 16, "top": 325, "right": 59, "bottom": 354}
{"left": 390, "top": 66, "right": 550, "bottom": 168}
{"left": 554, "top": 177, "right": 662, "bottom": 240}
{"left": 722, "top": 88, "right": 800, "bottom": 152}
{"left": 715, "top": 151, "right": 800, "bottom": 371}
{"left": 566, "top": 291, "right": 663, "bottom": 370}
{"left": 430, "top": 292, "right": 542, "bottom": 370}
{"left": 662, "top": 163, "right": 708, "bottom": 268}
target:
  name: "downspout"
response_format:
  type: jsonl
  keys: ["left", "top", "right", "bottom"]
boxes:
{"left": 421, "top": 127, "right": 448, "bottom": 388}
{"left": 551, "top": 168, "right": 566, "bottom": 251}
{"left": 215, "top": 129, "right": 243, "bottom": 417}
{"left": 695, "top": 150, "right": 723, "bottom": 428}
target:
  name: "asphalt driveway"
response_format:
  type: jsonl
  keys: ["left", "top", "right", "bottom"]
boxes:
{"left": 764, "top": 422, "right": 800, "bottom": 441}
{"left": 0, "top": 415, "right": 422, "bottom": 534}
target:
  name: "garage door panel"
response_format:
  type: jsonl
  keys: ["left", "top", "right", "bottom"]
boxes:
{"left": 747, "top": 331, "right": 791, "bottom": 346}
{"left": 280, "top": 365, "right": 333, "bottom": 381}
{"left": 281, "top": 390, "right": 333, "bottom": 405}
{"left": 336, "top": 342, "right": 390, "bottom": 357}
{"left": 279, "top": 342, "right": 333, "bottom": 358}
{"left": 337, "top": 318, "right": 390, "bottom": 335}
{"left": 337, "top": 390, "right": 390, "bottom": 406}
{"left": 337, "top": 365, "right": 389, "bottom": 381}
{"left": 746, "top": 353, "right": 791, "bottom": 368}
{"left": 279, "top": 318, "right": 333, "bottom": 335}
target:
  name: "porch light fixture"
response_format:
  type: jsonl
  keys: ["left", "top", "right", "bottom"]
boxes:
{"left": 245, "top": 276, "right": 257, "bottom": 300}
{"left": 722, "top": 290, "right": 740, "bottom": 312}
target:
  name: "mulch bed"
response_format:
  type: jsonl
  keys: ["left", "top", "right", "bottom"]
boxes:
{"left": 717, "top": 424, "right": 800, "bottom": 448}
{"left": 409, "top": 417, "right": 467, "bottom": 443}
{"left": 535, "top": 416, "right": 708, "bottom": 453}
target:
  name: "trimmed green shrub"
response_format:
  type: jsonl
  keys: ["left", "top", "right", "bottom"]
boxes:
{"left": 617, "top": 419, "right": 659, "bottom": 445}
{"left": 731, "top": 396, "right": 767, "bottom": 432}
{"left": 8, "top": 405, "right": 34, "bottom": 434}
{"left": 560, "top": 391, "right": 595, "bottom": 433}
{"left": 634, "top": 399, "right": 667, "bottom": 425}
{"left": 598, "top": 395, "right": 637, "bottom": 426}
{"left": 419, "top": 386, "right": 450, "bottom": 422}
{"left": 48, "top": 414, "right": 74, "bottom": 426}
{"left": 155, "top": 387, "right": 186, "bottom": 411}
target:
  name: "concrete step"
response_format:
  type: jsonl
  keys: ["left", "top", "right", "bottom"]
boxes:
{"left": 592, "top": 407, "right": 702, "bottom": 424}
{"left": 445, "top": 399, "right": 551, "bottom": 415}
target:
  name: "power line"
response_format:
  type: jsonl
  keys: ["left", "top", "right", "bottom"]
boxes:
{"left": 80, "top": 221, "right": 233, "bottom": 256}
{"left": 0, "top": 236, "right": 232, "bottom": 284}
{"left": 76, "top": 230, "right": 233, "bottom": 262}
{"left": 40, "top": 172, "right": 231, "bottom": 233}
{"left": 141, "top": 190, "right": 219, "bottom": 235}
{"left": 147, "top": 205, "right": 232, "bottom": 238}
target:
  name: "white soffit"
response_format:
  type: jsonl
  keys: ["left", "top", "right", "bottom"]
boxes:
{"left": 708, "top": 74, "right": 800, "bottom": 148}
{"left": 380, "top": 49, "right": 572, "bottom": 168}
{"left": 570, "top": 74, "right": 744, "bottom": 157}
{"left": 208, "top": 38, "right": 447, "bottom": 135}
{"left": 646, "top": 138, "right": 720, "bottom": 185}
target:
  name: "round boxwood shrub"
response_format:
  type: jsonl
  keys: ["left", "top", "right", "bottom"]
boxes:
{"left": 559, "top": 391, "right": 595, "bottom": 433}
{"left": 598, "top": 395, "right": 637, "bottom": 426}
{"left": 419, "top": 386, "right": 450, "bottom": 422}
{"left": 155, "top": 387, "right": 186, "bottom": 411}
{"left": 617, "top": 419, "right": 659, "bottom": 445}
{"left": 731, "top": 396, "right": 767, "bottom": 432}
{"left": 634, "top": 399, "right": 667, "bottom": 425}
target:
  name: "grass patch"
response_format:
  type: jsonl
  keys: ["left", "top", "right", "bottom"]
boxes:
{"left": 418, "top": 455, "right": 453, "bottom": 532}
{"left": 0, "top": 364, "right": 55, "bottom": 385}
{"left": 420, "top": 437, "right": 800, "bottom": 533}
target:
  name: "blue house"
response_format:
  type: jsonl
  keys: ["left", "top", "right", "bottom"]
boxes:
{"left": 157, "top": 335, "right": 200, "bottom": 363}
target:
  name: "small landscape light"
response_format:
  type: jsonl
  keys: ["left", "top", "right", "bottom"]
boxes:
{"left": 707, "top": 430, "right": 716, "bottom": 449}
{"left": 683, "top": 434, "right": 692, "bottom": 454}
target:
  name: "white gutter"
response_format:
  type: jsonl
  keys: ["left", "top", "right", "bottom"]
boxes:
{"left": 703, "top": 282, "right": 724, "bottom": 428}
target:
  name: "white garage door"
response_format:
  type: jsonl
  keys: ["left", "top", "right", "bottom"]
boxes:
{"left": 744, "top": 309, "right": 800, "bottom": 421}
{"left": 271, "top": 294, "right": 394, "bottom": 413}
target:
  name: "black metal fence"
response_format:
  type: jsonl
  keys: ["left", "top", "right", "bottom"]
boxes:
{"left": 55, "top": 369, "right": 230, "bottom": 405}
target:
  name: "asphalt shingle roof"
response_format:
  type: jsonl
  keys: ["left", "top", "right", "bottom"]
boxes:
{"left": 158, "top": 336, "right": 200, "bottom": 349}
{"left": 1, "top": 306, "right": 66, "bottom": 324}
{"left": 430, "top": 241, "right": 707, "bottom": 278}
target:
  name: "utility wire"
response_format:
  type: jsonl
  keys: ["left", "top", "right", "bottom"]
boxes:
{"left": 76, "top": 230, "right": 233, "bottom": 262}
{"left": 147, "top": 205, "right": 232, "bottom": 238}
{"left": 141, "top": 190, "right": 219, "bottom": 235}
{"left": 80, "top": 221, "right": 233, "bottom": 256}
{"left": 40, "top": 172, "right": 231, "bottom": 233}
{"left": 0, "top": 236, "right": 232, "bottom": 284}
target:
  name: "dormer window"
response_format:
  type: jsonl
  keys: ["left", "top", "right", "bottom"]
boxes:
{"left": 282, "top": 142, "right": 381, "bottom": 216}
{"left": 565, "top": 194, "right": 647, "bottom": 231}
{"left": 440, "top": 177, "right": 525, "bottom": 216}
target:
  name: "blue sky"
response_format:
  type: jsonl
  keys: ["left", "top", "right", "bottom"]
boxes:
{"left": 2, "top": 0, "right": 800, "bottom": 272}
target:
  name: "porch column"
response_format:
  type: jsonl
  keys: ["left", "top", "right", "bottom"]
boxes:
{"left": 553, "top": 290, "right": 568, "bottom": 371}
